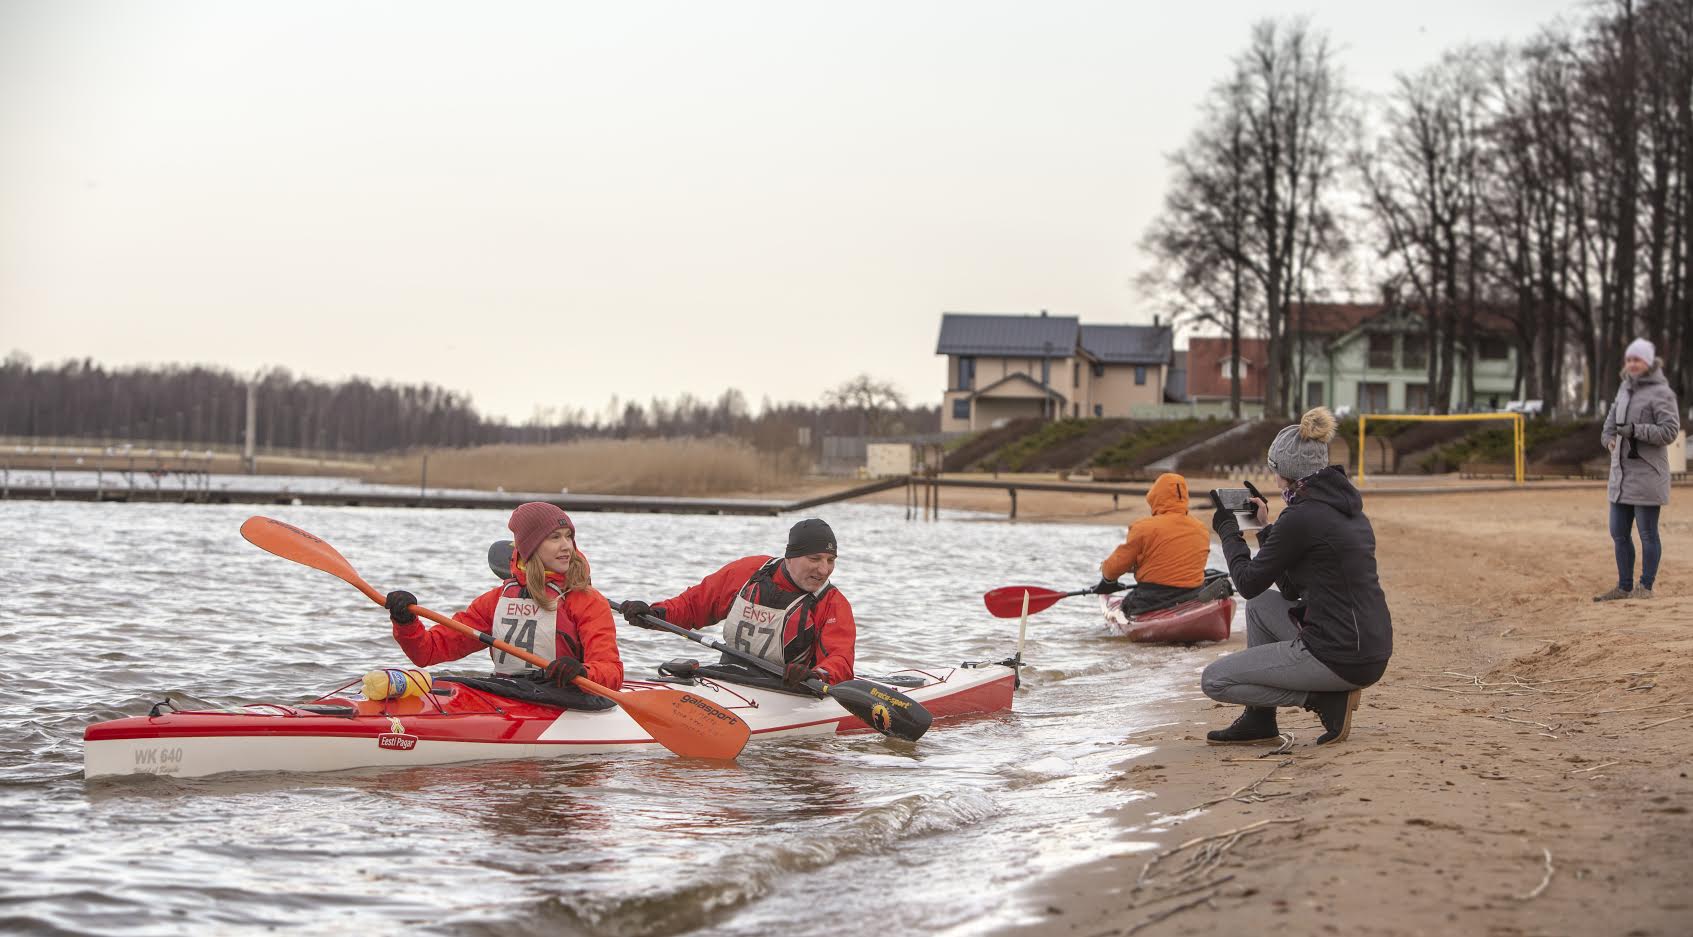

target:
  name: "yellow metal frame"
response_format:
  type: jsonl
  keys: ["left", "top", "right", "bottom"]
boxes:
{"left": 1356, "top": 412, "right": 1525, "bottom": 486}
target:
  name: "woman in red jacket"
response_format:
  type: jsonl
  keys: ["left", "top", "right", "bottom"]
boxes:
{"left": 382, "top": 502, "right": 623, "bottom": 690}
{"left": 621, "top": 518, "right": 854, "bottom": 687}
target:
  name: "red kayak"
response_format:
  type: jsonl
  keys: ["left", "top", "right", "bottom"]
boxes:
{"left": 1101, "top": 594, "right": 1235, "bottom": 643}
{"left": 84, "top": 662, "right": 1016, "bottom": 780}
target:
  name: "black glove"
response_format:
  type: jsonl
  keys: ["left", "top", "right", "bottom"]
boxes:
{"left": 621, "top": 600, "right": 654, "bottom": 627}
{"left": 1092, "top": 577, "right": 1127, "bottom": 595}
{"left": 1211, "top": 506, "right": 1241, "bottom": 538}
{"left": 1616, "top": 422, "right": 1635, "bottom": 438}
{"left": 541, "top": 655, "right": 586, "bottom": 687}
{"left": 784, "top": 662, "right": 822, "bottom": 688}
{"left": 1243, "top": 479, "right": 1267, "bottom": 502}
{"left": 385, "top": 590, "right": 418, "bottom": 625}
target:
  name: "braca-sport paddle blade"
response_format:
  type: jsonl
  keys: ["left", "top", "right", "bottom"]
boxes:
{"left": 982, "top": 586, "right": 1076, "bottom": 619}
{"left": 241, "top": 516, "right": 383, "bottom": 602}
{"left": 822, "top": 679, "right": 933, "bottom": 742}
{"left": 606, "top": 683, "right": 752, "bottom": 760}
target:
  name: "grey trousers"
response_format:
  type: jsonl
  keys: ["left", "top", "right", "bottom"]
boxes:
{"left": 1200, "top": 591, "right": 1364, "bottom": 708}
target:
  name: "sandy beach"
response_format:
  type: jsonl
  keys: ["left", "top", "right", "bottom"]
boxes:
{"left": 980, "top": 484, "right": 1693, "bottom": 936}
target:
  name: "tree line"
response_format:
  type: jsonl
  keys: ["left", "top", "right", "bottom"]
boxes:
{"left": 0, "top": 354, "right": 936, "bottom": 454}
{"left": 1141, "top": 0, "right": 1692, "bottom": 418}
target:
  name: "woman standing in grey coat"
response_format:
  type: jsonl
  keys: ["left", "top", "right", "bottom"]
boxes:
{"left": 1595, "top": 338, "right": 1682, "bottom": 601}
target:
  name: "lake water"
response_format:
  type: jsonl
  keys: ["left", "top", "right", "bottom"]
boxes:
{"left": 0, "top": 500, "right": 1236, "bottom": 936}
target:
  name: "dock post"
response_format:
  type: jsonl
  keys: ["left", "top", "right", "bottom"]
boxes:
{"left": 49, "top": 457, "right": 56, "bottom": 500}
{"left": 932, "top": 475, "right": 939, "bottom": 520}
{"left": 2, "top": 464, "right": 7, "bottom": 499}
{"left": 420, "top": 454, "right": 429, "bottom": 499}
{"left": 1009, "top": 487, "right": 1017, "bottom": 520}
{"left": 96, "top": 464, "right": 103, "bottom": 501}
{"left": 1113, "top": 493, "right": 1119, "bottom": 511}
{"left": 922, "top": 475, "right": 931, "bottom": 520}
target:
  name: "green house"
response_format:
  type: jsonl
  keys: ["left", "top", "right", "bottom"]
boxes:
{"left": 1284, "top": 304, "right": 1519, "bottom": 414}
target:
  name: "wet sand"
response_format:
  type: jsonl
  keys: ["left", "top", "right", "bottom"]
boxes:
{"left": 991, "top": 486, "right": 1693, "bottom": 936}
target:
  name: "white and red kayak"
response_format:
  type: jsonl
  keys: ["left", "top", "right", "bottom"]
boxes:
{"left": 84, "top": 662, "right": 1016, "bottom": 780}
{"left": 1102, "top": 594, "right": 1235, "bottom": 643}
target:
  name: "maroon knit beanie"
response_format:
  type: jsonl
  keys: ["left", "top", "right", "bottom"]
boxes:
{"left": 508, "top": 502, "right": 575, "bottom": 558}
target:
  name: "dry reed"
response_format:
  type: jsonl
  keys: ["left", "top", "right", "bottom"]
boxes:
{"left": 363, "top": 438, "right": 803, "bottom": 496}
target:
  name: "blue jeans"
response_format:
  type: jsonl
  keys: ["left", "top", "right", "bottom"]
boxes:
{"left": 1610, "top": 502, "right": 1662, "bottom": 591}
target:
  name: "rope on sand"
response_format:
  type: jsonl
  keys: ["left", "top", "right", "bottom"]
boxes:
{"left": 1516, "top": 847, "right": 1555, "bottom": 901}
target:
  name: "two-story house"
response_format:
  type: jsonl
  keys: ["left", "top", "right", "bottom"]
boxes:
{"left": 1294, "top": 303, "right": 1518, "bottom": 413}
{"left": 1175, "top": 304, "right": 1520, "bottom": 416}
{"left": 937, "top": 312, "right": 1173, "bottom": 432}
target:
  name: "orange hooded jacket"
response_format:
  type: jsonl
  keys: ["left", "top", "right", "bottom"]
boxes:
{"left": 1100, "top": 472, "right": 1209, "bottom": 589}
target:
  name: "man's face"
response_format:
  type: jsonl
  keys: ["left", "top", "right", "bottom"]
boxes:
{"left": 786, "top": 552, "right": 836, "bottom": 592}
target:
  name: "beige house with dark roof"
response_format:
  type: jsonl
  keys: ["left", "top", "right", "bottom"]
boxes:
{"left": 936, "top": 312, "right": 1174, "bottom": 432}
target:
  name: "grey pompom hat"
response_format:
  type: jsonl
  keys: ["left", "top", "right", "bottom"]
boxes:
{"left": 1266, "top": 407, "right": 1337, "bottom": 480}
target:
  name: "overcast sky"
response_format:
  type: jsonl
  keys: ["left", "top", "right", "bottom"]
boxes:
{"left": 1, "top": 0, "right": 1575, "bottom": 422}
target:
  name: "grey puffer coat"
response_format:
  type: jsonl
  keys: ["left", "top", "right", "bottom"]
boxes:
{"left": 1601, "top": 360, "right": 1682, "bottom": 505}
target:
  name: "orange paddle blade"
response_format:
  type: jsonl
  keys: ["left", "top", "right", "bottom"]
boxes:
{"left": 585, "top": 680, "right": 751, "bottom": 760}
{"left": 240, "top": 516, "right": 383, "bottom": 603}
{"left": 982, "top": 586, "right": 1072, "bottom": 618}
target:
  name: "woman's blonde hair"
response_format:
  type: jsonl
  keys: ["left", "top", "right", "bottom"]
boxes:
{"left": 522, "top": 550, "right": 591, "bottom": 611}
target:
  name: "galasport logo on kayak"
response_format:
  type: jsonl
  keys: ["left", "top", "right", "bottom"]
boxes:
{"left": 677, "top": 694, "right": 741, "bottom": 724}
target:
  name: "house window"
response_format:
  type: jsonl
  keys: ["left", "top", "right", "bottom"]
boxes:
{"left": 1040, "top": 358, "right": 1051, "bottom": 386}
{"left": 1072, "top": 362, "right": 1080, "bottom": 388}
{"left": 957, "top": 356, "right": 976, "bottom": 390}
{"left": 1091, "top": 362, "right": 1105, "bottom": 378}
{"left": 1093, "top": 404, "right": 1103, "bottom": 417}
{"left": 952, "top": 398, "right": 970, "bottom": 420}
{"left": 1403, "top": 335, "right": 1428, "bottom": 370}
{"left": 1479, "top": 337, "right": 1510, "bottom": 360}
{"left": 1358, "top": 382, "right": 1389, "bottom": 412}
{"left": 1306, "top": 381, "right": 1324, "bottom": 408}
{"left": 1367, "top": 334, "right": 1395, "bottom": 370}
{"left": 1219, "top": 358, "right": 1250, "bottom": 379}
{"left": 1134, "top": 366, "right": 1147, "bottom": 385}
{"left": 1404, "top": 383, "right": 1429, "bottom": 412}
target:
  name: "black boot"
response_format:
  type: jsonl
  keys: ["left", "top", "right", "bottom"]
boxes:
{"left": 1206, "top": 706, "right": 1280, "bottom": 745}
{"left": 1305, "top": 689, "right": 1361, "bottom": 744}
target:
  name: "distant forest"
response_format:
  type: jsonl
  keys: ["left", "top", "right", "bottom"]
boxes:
{"left": 0, "top": 354, "right": 938, "bottom": 453}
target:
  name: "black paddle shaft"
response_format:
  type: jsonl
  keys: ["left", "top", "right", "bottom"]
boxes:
{"left": 612, "top": 601, "right": 934, "bottom": 742}
{"left": 614, "top": 602, "right": 824, "bottom": 695}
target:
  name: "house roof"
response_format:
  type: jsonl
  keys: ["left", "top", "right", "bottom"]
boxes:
{"left": 936, "top": 312, "right": 1079, "bottom": 358}
{"left": 1078, "top": 324, "right": 1173, "bottom": 364}
{"left": 969, "top": 372, "right": 1067, "bottom": 403}
{"left": 1186, "top": 336, "right": 1269, "bottom": 400}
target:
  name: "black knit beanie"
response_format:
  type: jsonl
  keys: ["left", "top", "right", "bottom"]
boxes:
{"left": 785, "top": 518, "right": 838, "bottom": 558}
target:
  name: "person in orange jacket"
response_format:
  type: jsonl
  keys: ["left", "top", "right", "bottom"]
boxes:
{"left": 381, "top": 502, "right": 624, "bottom": 690}
{"left": 1095, "top": 472, "right": 1214, "bottom": 615}
{"left": 620, "top": 518, "right": 854, "bottom": 688}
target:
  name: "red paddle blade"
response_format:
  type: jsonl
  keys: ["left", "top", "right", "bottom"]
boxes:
{"left": 609, "top": 685, "right": 751, "bottom": 759}
{"left": 983, "top": 586, "right": 1070, "bottom": 618}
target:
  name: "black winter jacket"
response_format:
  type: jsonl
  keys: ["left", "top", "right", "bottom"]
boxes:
{"left": 1217, "top": 466, "right": 1393, "bottom": 685}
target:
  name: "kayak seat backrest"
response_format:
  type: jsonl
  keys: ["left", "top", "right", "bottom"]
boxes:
{"left": 436, "top": 674, "right": 617, "bottom": 712}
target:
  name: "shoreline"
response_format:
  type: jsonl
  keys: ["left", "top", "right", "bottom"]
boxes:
{"left": 993, "top": 487, "right": 1693, "bottom": 936}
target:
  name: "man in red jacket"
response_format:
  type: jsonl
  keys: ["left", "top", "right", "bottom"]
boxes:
{"left": 621, "top": 518, "right": 855, "bottom": 687}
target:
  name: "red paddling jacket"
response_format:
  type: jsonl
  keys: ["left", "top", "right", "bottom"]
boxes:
{"left": 392, "top": 552, "right": 624, "bottom": 689}
{"left": 652, "top": 555, "right": 856, "bottom": 683}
